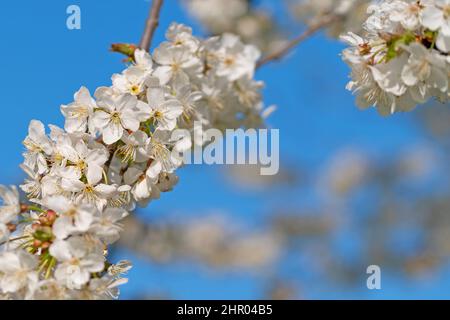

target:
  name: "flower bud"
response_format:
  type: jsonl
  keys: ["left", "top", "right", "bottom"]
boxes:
{"left": 41, "top": 242, "right": 51, "bottom": 250}
{"left": 32, "top": 239, "right": 42, "bottom": 248}
{"left": 110, "top": 43, "right": 137, "bottom": 62}
{"left": 33, "top": 226, "right": 53, "bottom": 242}
{"left": 46, "top": 210, "right": 57, "bottom": 224}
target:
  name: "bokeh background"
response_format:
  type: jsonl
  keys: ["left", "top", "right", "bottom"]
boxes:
{"left": 1, "top": 0, "right": 450, "bottom": 299}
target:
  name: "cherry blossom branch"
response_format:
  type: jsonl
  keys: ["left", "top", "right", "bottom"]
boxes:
{"left": 256, "top": 15, "right": 337, "bottom": 68}
{"left": 139, "top": 0, "right": 164, "bottom": 51}
{"left": 0, "top": 19, "right": 267, "bottom": 299}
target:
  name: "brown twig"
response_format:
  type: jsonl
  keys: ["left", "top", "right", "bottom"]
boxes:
{"left": 139, "top": 0, "right": 164, "bottom": 52}
{"left": 256, "top": 15, "right": 337, "bottom": 68}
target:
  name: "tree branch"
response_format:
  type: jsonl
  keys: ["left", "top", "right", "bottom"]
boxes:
{"left": 256, "top": 15, "right": 337, "bottom": 69}
{"left": 139, "top": 0, "right": 164, "bottom": 52}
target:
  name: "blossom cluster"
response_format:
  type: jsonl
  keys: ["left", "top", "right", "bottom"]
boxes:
{"left": 0, "top": 23, "right": 268, "bottom": 299}
{"left": 342, "top": 0, "right": 450, "bottom": 115}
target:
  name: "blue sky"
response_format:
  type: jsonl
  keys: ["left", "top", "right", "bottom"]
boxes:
{"left": 1, "top": 0, "right": 449, "bottom": 299}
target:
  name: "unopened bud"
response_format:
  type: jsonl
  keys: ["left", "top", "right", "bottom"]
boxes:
{"left": 39, "top": 216, "right": 49, "bottom": 225}
{"left": 110, "top": 43, "right": 137, "bottom": 62}
{"left": 41, "top": 242, "right": 51, "bottom": 250}
{"left": 33, "top": 226, "right": 53, "bottom": 242}
{"left": 33, "top": 239, "right": 42, "bottom": 248}
{"left": 6, "top": 223, "right": 16, "bottom": 232}
{"left": 46, "top": 210, "right": 57, "bottom": 224}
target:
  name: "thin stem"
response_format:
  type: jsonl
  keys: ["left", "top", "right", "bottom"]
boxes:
{"left": 256, "top": 15, "right": 337, "bottom": 69}
{"left": 27, "top": 205, "right": 46, "bottom": 213}
{"left": 38, "top": 258, "right": 50, "bottom": 274}
{"left": 0, "top": 235, "right": 31, "bottom": 247}
{"left": 45, "top": 257, "right": 56, "bottom": 279}
{"left": 139, "top": 0, "right": 164, "bottom": 52}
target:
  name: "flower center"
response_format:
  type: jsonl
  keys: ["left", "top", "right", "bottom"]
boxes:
{"left": 66, "top": 208, "right": 77, "bottom": 218}
{"left": 53, "top": 153, "right": 64, "bottom": 164}
{"left": 76, "top": 160, "right": 87, "bottom": 171}
{"left": 70, "top": 106, "right": 88, "bottom": 119}
{"left": 224, "top": 56, "right": 235, "bottom": 67}
{"left": 130, "top": 85, "right": 140, "bottom": 95}
{"left": 154, "top": 110, "right": 163, "bottom": 119}
{"left": 111, "top": 112, "right": 121, "bottom": 124}
{"left": 417, "top": 58, "right": 430, "bottom": 80}
{"left": 171, "top": 63, "right": 180, "bottom": 71}
{"left": 85, "top": 185, "right": 95, "bottom": 194}
{"left": 407, "top": 3, "right": 420, "bottom": 15}
{"left": 23, "top": 140, "right": 43, "bottom": 153}
{"left": 117, "top": 144, "right": 136, "bottom": 163}
{"left": 444, "top": 5, "right": 450, "bottom": 18}
{"left": 69, "top": 258, "right": 80, "bottom": 266}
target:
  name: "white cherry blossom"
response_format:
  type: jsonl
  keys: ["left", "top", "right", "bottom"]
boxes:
{"left": 92, "top": 94, "right": 143, "bottom": 145}
{"left": 23, "top": 120, "right": 53, "bottom": 174}
{"left": 145, "top": 79, "right": 183, "bottom": 131}
{"left": 0, "top": 251, "right": 38, "bottom": 294}
{"left": 50, "top": 237, "right": 105, "bottom": 290}
{"left": 44, "top": 196, "right": 95, "bottom": 240}
{"left": 61, "top": 86, "right": 96, "bottom": 134}
{"left": 90, "top": 207, "right": 128, "bottom": 244}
